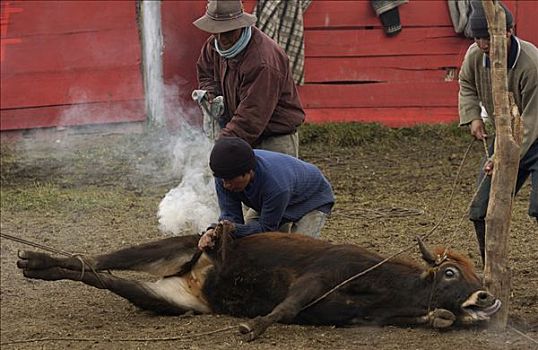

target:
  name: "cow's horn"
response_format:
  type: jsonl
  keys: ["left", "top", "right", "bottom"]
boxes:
{"left": 417, "top": 235, "right": 437, "bottom": 266}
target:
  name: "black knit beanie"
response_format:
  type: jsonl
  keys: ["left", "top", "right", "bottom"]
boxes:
{"left": 469, "top": 1, "right": 514, "bottom": 39}
{"left": 209, "top": 137, "right": 256, "bottom": 179}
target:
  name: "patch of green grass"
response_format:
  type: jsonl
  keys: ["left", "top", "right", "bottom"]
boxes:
{"left": 299, "top": 122, "right": 390, "bottom": 147}
{"left": 0, "top": 142, "right": 17, "bottom": 183}
{"left": 299, "top": 122, "right": 470, "bottom": 147}
{"left": 0, "top": 182, "right": 137, "bottom": 213}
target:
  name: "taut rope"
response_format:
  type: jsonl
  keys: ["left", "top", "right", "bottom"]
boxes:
{"left": 0, "top": 232, "right": 108, "bottom": 288}
{"left": 302, "top": 138, "right": 478, "bottom": 311}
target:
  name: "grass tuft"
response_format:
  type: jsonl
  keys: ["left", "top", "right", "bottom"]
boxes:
{"left": 299, "top": 122, "right": 470, "bottom": 147}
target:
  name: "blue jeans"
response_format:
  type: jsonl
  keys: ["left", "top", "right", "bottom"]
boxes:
{"left": 469, "top": 139, "right": 538, "bottom": 222}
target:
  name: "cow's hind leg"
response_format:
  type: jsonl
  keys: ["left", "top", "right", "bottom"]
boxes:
{"left": 17, "top": 235, "right": 200, "bottom": 277}
{"left": 238, "top": 274, "right": 325, "bottom": 341}
{"left": 21, "top": 266, "right": 209, "bottom": 315}
{"left": 90, "top": 235, "right": 200, "bottom": 276}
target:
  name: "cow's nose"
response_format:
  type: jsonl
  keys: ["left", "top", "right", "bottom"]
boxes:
{"left": 477, "top": 291, "right": 489, "bottom": 300}
{"left": 475, "top": 291, "right": 495, "bottom": 307}
{"left": 462, "top": 290, "right": 497, "bottom": 309}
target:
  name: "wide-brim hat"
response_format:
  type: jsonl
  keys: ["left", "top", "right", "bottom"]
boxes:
{"left": 193, "top": 0, "right": 257, "bottom": 34}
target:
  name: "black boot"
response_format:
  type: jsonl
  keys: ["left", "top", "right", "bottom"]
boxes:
{"left": 473, "top": 220, "right": 486, "bottom": 265}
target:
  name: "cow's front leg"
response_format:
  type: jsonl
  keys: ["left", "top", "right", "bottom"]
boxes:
{"left": 238, "top": 274, "right": 324, "bottom": 341}
{"left": 427, "top": 308, "right": 456, "bottom": 328}
{"left": 381, "top": 308, "right": 456, "bottom": 328}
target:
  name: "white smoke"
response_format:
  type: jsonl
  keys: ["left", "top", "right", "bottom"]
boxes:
{"left": 143, "top": 0, "right": 218, "bottom": 235}
{"left": 154, "top": 84, "right": 220, "bottom": 235}
{"left": 157, "top": 123, "right": 218, "bottom": 235}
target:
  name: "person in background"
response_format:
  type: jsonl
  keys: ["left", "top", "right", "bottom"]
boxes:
{"left": 458, "top": 1, "right": 538, "bottom": 264}
{"left": 198, "top": 137, "right": 334, "bottom": 249}
{"left": 193, "top": 0, "right": 305, "bottom": 158}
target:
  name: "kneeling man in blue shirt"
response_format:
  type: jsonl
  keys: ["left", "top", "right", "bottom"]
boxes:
{"left": 199, "top": 137, "right": 334, "bottom": 249}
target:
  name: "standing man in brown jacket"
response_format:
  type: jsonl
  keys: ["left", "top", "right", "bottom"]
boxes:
{"left": 193, "top": 0, "right": 305, "bottom": 157}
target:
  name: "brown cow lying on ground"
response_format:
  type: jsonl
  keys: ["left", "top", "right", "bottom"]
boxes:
{"left": 17, "top": 221, "right": 501, "bottom": 341}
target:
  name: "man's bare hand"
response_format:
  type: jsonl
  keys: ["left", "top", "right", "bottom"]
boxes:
{"left": 198, "top": 229, "right": 216, "bottom": 250}
{"left": 483, "top": 159, "right": 494, "bottom": 175}
{"left": 469, "top": 119, "right": 488, "bottom": 140}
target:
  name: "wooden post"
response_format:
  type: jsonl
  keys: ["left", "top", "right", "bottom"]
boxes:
{"left": 481, "top": 0, "right": 522, "bottom": 330}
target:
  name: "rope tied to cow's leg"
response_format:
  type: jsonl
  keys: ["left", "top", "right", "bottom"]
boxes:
{"left": 70, "top": 253, "right": 108, "bottom": 289}
{"left": 4, "top": 232, "right": 73, "bottom": 257}
{"left": 2, "top": 232, "right": 108, "bottom": 289}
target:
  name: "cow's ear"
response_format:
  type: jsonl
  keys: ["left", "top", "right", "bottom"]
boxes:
{"left": 420, "top": 269, "right": 435, "bottom": 281}
{"left": 417, "top": 236, "right": 437, "bottom": 266}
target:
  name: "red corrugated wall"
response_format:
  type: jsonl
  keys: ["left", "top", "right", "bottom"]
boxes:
{"left": 301, "top": 0, "right": 469, "bottom": 126}
{"left": 160, "top": 0, "right": 207, "bottom": 128}
{"left": 299, "top": 0, "right": 528, "bottom": 126}
{"left": 162, "top": 0, "right": 533, "bottom": 127}
{"left": 1, "top": 1, "right": 536, "bottom": 132}
{"left": 0, "top": 0, "right": 145, "bottom": 131}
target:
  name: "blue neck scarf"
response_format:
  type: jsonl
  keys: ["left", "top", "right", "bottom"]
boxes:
{"left": 214, "top": 26, "right": 252, "bottom": 59}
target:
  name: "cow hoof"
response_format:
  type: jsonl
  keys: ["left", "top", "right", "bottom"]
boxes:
{"left": 23, "top": 267, "right": 66, "bottom": 281}
{"left": 16, "top": 250, "right": 34, "bottom": 268}
{"left": 238, "top": 322, "right": 257, "bottom": 342}
{"left": 238, "top": 322, "right": 252, "bottom": 334}
{"left": 430, "top": 308, "right": 456, "bottom": 329}
{"left": 16, "top": 251, "right": 56, "bottom": 270}
{"left": 238, "top": 317, "right": 269, "bottom": 342}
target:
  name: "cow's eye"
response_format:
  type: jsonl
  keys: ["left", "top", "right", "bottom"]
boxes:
{"left": 444, "top": 267, "right": 457, "bottom": 279}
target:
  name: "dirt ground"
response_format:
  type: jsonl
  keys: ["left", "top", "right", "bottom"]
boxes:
{"left": 1, "top": 125, "right": 536, "bottom": 350}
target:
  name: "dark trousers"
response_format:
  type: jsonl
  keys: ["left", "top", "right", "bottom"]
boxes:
{"left": 469, "top": 139, "right": 538, "bottom": 222}
{"left": 470, "top": 139, "right": 538, "bottom": 263}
